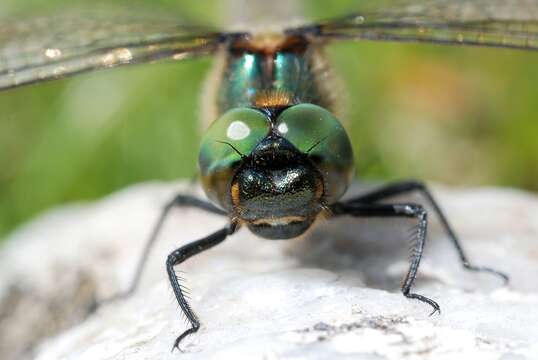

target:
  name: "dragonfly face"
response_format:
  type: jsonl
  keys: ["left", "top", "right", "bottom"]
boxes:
{"left": 199, "top": 103, "right": 353, "bottom": 239}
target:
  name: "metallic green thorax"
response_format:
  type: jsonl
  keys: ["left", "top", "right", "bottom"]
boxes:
{"left": 217, "top": 36, "right": 330, "bottom": 112}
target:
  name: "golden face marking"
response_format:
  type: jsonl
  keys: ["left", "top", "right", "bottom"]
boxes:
{"left": 254, "top": 90, "right": 294, "bottom": 108}
{"left": 230, "top": 181, "right": 241, "bottom": 207}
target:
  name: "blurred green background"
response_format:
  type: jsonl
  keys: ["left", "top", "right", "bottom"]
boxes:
{"left": 0, "top": 0, "right": 537, "bottom": 238}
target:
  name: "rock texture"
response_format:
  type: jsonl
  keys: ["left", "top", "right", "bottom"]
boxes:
{"left": 1, "top": 182, "right": 537, "bottom": 360}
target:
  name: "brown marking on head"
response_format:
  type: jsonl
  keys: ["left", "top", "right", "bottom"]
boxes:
{"left": 230, "top": 181, "right": 241, "bottom": 207}
{"left": 314, "top": 176, "right": 324, "bottom": 200}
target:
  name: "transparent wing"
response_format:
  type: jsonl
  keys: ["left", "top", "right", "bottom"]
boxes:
{"left": 0, "top": 12, "right": 230, "bottom": 90}
{"left": 287, "top": 0, "right": 538, "bottom": 51}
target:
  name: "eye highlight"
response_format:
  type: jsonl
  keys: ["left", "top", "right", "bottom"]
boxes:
{"left": 226, "top": 120, "right": 251, "bottom": 140}
{"left": 277, "top": 122, "right": 289, "bottom": 134}
{"left": 276, "top": 103, "right": 354, "bottom": 202}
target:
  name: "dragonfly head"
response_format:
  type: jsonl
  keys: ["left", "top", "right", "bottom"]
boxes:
{"left": 199, "top": 104, "right": 354, "bottom": 239}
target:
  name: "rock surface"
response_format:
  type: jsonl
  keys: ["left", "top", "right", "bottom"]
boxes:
{"left": 1, "top": 182, "right": 537, "bottom": 360}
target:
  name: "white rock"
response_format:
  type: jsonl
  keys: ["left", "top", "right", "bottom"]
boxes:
{"left": 1, "top": 182, "right": 537, "bottom": 360}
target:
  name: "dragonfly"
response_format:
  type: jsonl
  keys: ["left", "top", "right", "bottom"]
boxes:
{"left": 1, "top": 0, "right": 536, "bottom": 351}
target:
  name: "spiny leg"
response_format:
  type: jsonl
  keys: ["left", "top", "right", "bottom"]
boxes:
{"left": 167, "top": 222, "right": 238, "bottom": 352}
{"left": 345, "top": 180, "right": 508, "bottom": 284}
{"left": 331, "top": 201, "right": 440, "bottom": 315}
{"left": 97, "top": 194, "right": 227, "bottom": 307}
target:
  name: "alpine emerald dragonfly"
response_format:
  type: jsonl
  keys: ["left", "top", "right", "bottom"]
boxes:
{"left": 0, "top": 0, "right": 536, "bottom": 351}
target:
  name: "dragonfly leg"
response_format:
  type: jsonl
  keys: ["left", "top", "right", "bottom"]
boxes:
{"left": 167, "top": 222, "right": 238, "bottom": 352}
{"left": 95, "top": 194, "right": 227, "bottom": 309}
{"left": 331, "top": 201, "right": 440, "bottom": 315}
{"left": 344, "top": 180, "right": 509, "bottom": 284}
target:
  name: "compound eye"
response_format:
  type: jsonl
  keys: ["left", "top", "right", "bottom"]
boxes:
{"left": 200, "top": 108, "right": 270, "bottom": 173}
{"left": 276, "top": 103, "right": 354, "bottom": 202}
{"left": 199, "top": 108, "right": 270, "bottom": 206}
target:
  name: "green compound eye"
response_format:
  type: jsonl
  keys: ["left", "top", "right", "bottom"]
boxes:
{"left": 276, "top": 103, "right": 354, "bottom": 203}
{"left": 199, "top": 107, "right": 270, "bottom": 206}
